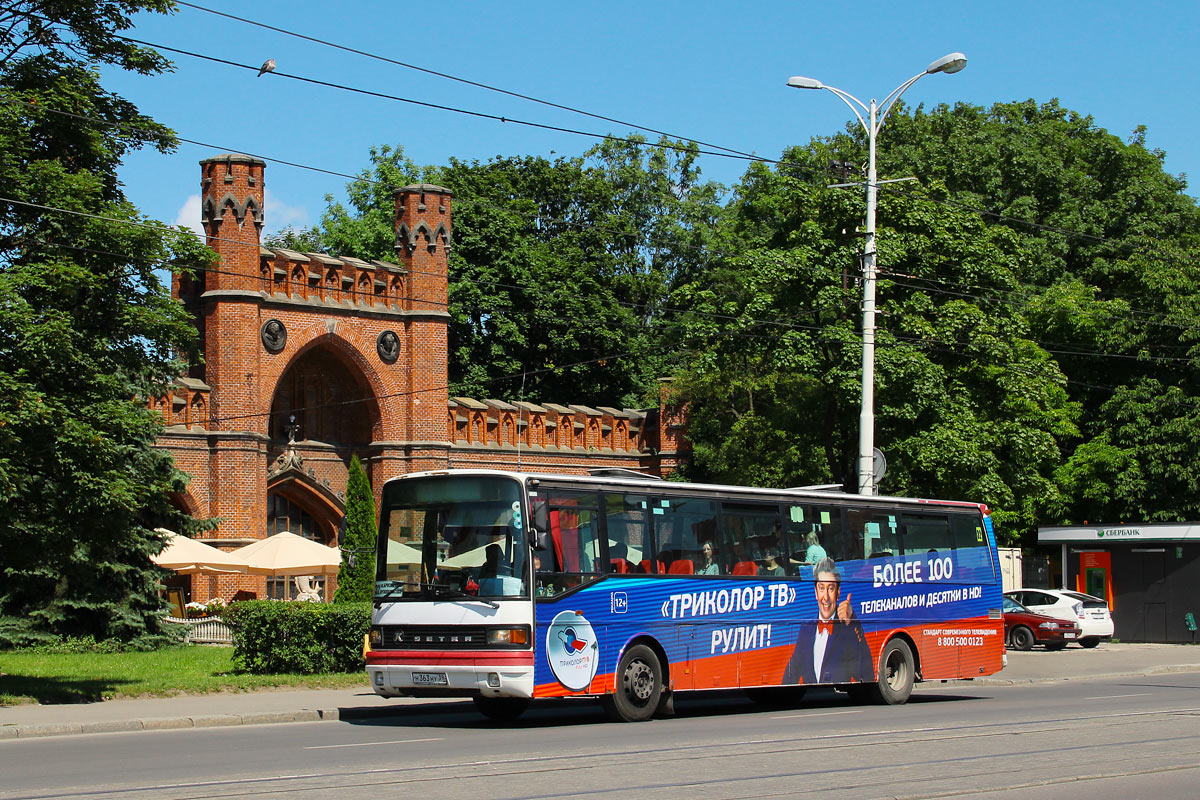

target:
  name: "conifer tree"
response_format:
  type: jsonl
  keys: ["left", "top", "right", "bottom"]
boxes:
{"left": 333, "top": 455, "right": 376, "bottom": 603}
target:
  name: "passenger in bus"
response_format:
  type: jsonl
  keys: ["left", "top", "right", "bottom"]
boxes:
{"left": 781, "top": 557, "right": 873, "bottom": 685}
{"left": 698, "top": 542, "right": 720, "bottom": 575}
{"left": 758, "top": 547, "right": 785, "bottom": 577}
{"left": 609, "top": 542, "right": 632, "bottom": 573}
{"left": 804, "top": 531, "right": 827, "bottom": 564}
{"left": 480, "top": 542, "right": 504, "bottom": 578}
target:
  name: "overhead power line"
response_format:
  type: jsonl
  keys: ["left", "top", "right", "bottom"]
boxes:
{"left": 113, "top": 33, "right": 768, "bottom": 166}
{"left": 173, "top": 1, "right": 761, "bottom": 161}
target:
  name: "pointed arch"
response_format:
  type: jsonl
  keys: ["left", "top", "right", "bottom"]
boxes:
{"left": 265, "top": 473, "right": 345, "bottom": 546}
{"left": 268, "top": 334, "right": 384, "bottom": 446}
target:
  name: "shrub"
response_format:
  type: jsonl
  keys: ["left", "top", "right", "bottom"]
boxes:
{"left": 223, "top": 601, "right": 371, "bottom": 674}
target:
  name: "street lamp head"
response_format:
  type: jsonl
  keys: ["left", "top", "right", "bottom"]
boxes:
{"left": 925, "top": 52, "right": 967, "bottom": 75}
{"left": 786, "top": 75, "right": 824, "bottom": 90}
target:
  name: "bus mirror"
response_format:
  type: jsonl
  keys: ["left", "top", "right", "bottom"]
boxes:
{"left": 531, "top": 500, "right": 549, "bottom": 534}
{"left": 532, "top": 528, "right": 550, "bottom": 550}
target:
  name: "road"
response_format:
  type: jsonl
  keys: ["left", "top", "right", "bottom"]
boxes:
{"left": 3, "top": 673, "right": 1199, "bottom": 799}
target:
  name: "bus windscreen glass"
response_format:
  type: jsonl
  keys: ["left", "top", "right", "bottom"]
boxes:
{"left": 375, "top": 476, "right": 528, "bottom": 600}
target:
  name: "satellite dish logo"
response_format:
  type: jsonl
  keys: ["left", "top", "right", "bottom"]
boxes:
{"left": 546, "top": 610, "right": 600, "bottom": 692}
{"left": 558, "top": 627, "right": 588, "bottom": 655}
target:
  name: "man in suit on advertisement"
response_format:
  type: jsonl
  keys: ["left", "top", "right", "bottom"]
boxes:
{"left": 782, "top": 557, "right": 874, "bottom": 685}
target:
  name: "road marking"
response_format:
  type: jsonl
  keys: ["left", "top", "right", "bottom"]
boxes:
{"left": 1084, "top": 693, "right": 1152, "bottom": 700}
{"left": 773, "top": 709, "right": 866, "bottom": 720}
{"left": 305, "top": 737, "right": 442, "bottom": 749}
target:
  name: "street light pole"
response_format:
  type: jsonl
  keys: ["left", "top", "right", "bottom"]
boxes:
{"left": 787, "top": 53, "right": 966, "bottom": 495}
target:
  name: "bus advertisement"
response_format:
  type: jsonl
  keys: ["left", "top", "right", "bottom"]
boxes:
{"left": 366, "top": 469, "right": 1005, "bottom": 722}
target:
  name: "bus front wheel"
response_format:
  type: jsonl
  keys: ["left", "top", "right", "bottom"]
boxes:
{"left": 603, "top": 643, "right": 662, "bottom": 722}
{"left": 473, "top": 695, "right": 530, "bottom": 721}
{"left": 868, "top": 638, "right": 915, "bottom": 705}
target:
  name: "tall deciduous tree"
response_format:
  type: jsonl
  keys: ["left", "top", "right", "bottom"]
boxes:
{"left": 299, "top": 138, "right": 723, "bottom": 406}
{"left": 333, "top": 455, "right": 376, "bottom": 603}
{"left": 0, "top": 2, "right": 210, "bottom": 645}
{"left": 674, "top": 99, "right": 1200, "bottom": 543}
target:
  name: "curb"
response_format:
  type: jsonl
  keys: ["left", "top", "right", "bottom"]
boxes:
{"left": 1, "top": 704, "right": 411, "bottom": 741}
{"left": 5, "top": 666, "right": 1200, "bottom": 740}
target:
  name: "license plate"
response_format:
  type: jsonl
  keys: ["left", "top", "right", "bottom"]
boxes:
{"left": 1064, "top": 633, "right": 1077, "bottom": 638}
{"left": 411, "top": 671, "right": 448, "bottom": 686}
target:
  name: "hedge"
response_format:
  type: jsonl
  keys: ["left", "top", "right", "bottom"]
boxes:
{"left": 223, "top": 601, "right": 371, "bottom": 674}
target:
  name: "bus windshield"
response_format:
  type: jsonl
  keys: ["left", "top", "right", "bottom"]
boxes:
{"left": 375, "top": 475, "right": 528, "bottom": 601}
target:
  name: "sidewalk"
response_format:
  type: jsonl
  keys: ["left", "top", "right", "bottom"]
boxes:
{"left": 3, "top": 643, "right": 1199, "bottom": 740}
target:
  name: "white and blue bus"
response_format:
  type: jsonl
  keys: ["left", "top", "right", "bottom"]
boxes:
{"left": 366, "top": 469, "right": 1004, "bottom": 722}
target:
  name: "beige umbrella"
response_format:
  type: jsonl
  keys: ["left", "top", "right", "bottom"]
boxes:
{"left": 440, "top": 541, "right": 496, "bottom": 568}
{"left": 386, "top": 539, "right": 423, "bottom": 567}
{"left": 151, "top": 529, "right": 248, "bottom": 575}
{"left": 227, "top": 531, "right": 342, "bottom": 576}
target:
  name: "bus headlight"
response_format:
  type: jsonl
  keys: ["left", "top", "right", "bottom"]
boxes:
{"left": 368, "top": 627, "right": 384, "bottom": 648}
{"left": 487, "top": 627, "right": 529, "bottom": 645}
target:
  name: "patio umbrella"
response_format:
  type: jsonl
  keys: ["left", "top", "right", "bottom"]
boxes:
{"left": 227, "top": 531, "right": 342, "bottom": 576}
{"left": 151, "top": 529, "right": 248, "bottom": 574}
{"left": 385, "top": 539, "right": 423, "bottom": 567}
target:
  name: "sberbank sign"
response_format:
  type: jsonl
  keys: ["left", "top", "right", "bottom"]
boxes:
{"left": 1096, "top": 528, "right": 1141, "bottom": 538}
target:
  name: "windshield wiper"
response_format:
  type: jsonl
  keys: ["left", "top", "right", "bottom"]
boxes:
{"left": 423, "top": 582, "right": 499, "bottom": 609}
{"left": 373, "top": 580, "right": 416, "bottom": 607}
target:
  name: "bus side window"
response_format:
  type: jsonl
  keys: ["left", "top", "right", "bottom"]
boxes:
{"left": 720, "top": 502, "right": 784, "bottom": 577}
{"left": 534, "top": 490, "right": 601, "bottom": 596}
{"left": 652, "top": 497, "right": 716, "bottom": 575}
{"left": 901, "top": 513, "right": 952, "bottom": 554}
{"left": 949, "top": 514, "right": 986, "bottom": 549}
{"left": 605, "top": 493, "right": 649, "bottom": 574}
{"left": 785, "top": 505, "right": 837, "bottom": 570}
{"left": 845, "top": 508, "right": 901, "bottom": 560}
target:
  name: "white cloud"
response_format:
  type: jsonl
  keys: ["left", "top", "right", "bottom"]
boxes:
{"left": 172, "top": 190, "right": 310, "bottom": 241}
{"left": 264, "top": 189, "right": 309, "bottom": 236}
{"left": 174, "top": 194, "right": 204, "bottom": 237}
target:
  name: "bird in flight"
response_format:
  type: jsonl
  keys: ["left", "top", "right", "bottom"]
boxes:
{"left": 257, "top": 58, "right": 276, "bottom": 77}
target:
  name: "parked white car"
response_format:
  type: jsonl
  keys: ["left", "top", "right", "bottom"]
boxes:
{"left": 1004, "top": 589, "right": 1114, "bottom": 648}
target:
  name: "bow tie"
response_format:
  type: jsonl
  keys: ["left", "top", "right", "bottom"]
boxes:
{"left": 817, "top": 621, "right": 833, "bottom": 636}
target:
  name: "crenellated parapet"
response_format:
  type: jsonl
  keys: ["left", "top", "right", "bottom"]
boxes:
{"left": 447, "top": 397, "right": 652, "bottom": 454}
{"left": 148, "top": 377, "right": 212, "bottom": 430}
{"left": 257, "top": 247, "right": 408, "bottom": 310}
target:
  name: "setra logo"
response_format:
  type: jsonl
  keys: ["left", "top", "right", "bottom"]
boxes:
{"left": 546, "top": 610, "right": 600, "bottom": 692}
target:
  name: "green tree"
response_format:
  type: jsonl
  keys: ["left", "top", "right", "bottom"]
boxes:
{"left": 675, "top": 99, "right": 1200, "bottom": 542}
{"left": 305, "top": 138, "right": 723, "bottom": 406}
{"left": 673, "top": 137, "right": 1077, "bottom": 543}
{"left": 878, "top": 100, "right": 1200, "bottom": 526}
{"left": 333, "top": 455, "right": 376, "bottom": 603}
{"left": 0, "top": 1, "right": 210, "bottom": 645}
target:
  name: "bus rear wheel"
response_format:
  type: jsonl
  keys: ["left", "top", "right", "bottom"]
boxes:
{"left": 867, "top": 638, "right": 915, "bottom": 705}
{"left": 472, "top": 695, "right": 530, "bottom": 721}
{"left": 603, "top": 644, "right": 662, "bottom": 722}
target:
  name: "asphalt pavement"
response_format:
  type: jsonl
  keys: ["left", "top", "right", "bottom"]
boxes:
{"left": 3, "top": 642, "right": 1199, "bottom": 740}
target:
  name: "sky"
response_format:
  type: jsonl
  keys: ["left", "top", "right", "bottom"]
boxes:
{"left": 102, "top": 0, "right": 1200, "bottom": 241}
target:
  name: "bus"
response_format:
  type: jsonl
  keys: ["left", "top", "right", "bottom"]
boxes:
{"left": 366, "top": 469, "right": 1005, "bottom": 722}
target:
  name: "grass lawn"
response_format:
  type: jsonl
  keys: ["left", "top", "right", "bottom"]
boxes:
{"left": 0, "top": 646, "right": 367, "bottom": 705}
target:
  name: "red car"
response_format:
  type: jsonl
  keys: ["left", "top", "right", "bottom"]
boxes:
{"left": 1002, "top": 596, "right": 1082, "bottom": 650}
